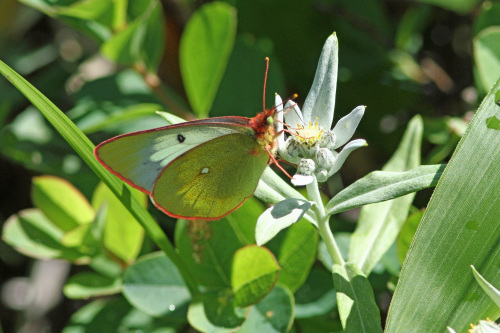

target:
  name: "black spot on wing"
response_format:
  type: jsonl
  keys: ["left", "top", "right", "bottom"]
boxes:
{"left": 177, "top": 134, "right": 186, "bottom": 143}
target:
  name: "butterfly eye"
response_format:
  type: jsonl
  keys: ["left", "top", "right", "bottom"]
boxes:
{"left": 266, "top": 117, "right": 274, "bottom": 125}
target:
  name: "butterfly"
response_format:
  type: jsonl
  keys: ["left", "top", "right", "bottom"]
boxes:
{"left": 94, "top": 59, "right": 283, "bottom": 221}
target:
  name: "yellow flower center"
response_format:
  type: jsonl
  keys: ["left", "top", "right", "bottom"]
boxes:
{"left": 293, "top": 120, "right": 324, "bottom": 149}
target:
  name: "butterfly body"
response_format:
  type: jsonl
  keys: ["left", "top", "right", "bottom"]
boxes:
{"left": 94, "top": 111, "right": 277, "bottom": 220}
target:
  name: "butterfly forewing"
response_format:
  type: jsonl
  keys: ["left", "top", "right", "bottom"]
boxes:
{"left": 95, "top": 119, "right": 254, "bottom": 194}
{"left": 152, "top": 133, "right": 270, "bottom": 220}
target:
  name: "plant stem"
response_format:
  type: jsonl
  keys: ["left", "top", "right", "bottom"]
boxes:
{"left": 307, "top": 177, "right": 345, "bottom": 266}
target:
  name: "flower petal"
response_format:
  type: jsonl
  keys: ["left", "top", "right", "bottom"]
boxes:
{"left": 292, "top": 174, "right": 315, "bottom": 186}
{"left": 301, "top": 33, "right": 338, "bottom": 129}
{"left": 332, "top": 105, "right": 366, "bottom": 149}
{"left": 284, "top": 100, "right": 304, "bottom": 128}
{"left": 327, "top": 139, "right": 367, "bottom": 177}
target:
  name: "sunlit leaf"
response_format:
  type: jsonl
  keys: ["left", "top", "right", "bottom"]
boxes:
{"left": 231, "top": 245, "right": 280, "bottom": 307}
{"left": 179, "top": 1, "right": 236, "bottom": 117}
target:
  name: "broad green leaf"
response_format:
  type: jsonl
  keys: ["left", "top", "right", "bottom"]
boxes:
{"left": 294, "top": 267, "right": 336, "bottom": 319}
{"left": 471, "top": 265, "right": 500, "bottom": 307}
{"left": 101, "top": 0, "right": 164, "bottom": 71}
{"left": 140, "top": 0, "right": 165, "bottom": 72}
{"left": 92, "top": 182, "right": 145, "bottom": 263}
{"left": 19, "top": 0, "right": 114, "bottom": 41}
{"left": 238, "top": 285, "right": 294, "bottom": 333}
{"left": 187, "top": 292, "right": 247, "bottom": 332}
{"left": 62, "top": 297, "right": 185, "bottom": 333}
{"left": 413, "top": 0, "right": 481, "bottom": 14}
{"left": 348, "top": 115, "right": 423, "bottom": 274}
{"left": 326, "top": 164, "right": 445, "bottom": 216}
{"left": 32, "top": 175, "right": 94, "bottom": 231}
{"left": 266, "top": 219, "right": 318, "bottom": 293}
{"left": 385, "top": 80, "right": 500, "bottom": 332}
{"left": 122, "top": 252, "right": 191, "bottom": 317}
{"left": 231, "top": 245, "right": 280, "bottom": 307}
{"left": 55, "top": 0, "right": 113, "bottom": 22}
{"left": 2, "top": 209, "right": 87, "bottom": 262}
{"left": 89, "top": 253, "right": 123, "bottom": 278}
{"left": 62, "top": 224, "right": 99, "bottom": 256}
{"left": 100, "top": 19, "right": 143, "bottom": 66}
{"left": 61, "top": 203, "right": 107, "bottom": 255}
{"left": 474, "top": 27, "right": 500, "bottom": 93}
{"left": 0, "top": 58, "right": 198, "bottom": 295}
{"left": 175, "top": 198, "right": 262, "bottom": 289}
{"left": 256, "top": 199, "right": 314, "bottom": 246}
{"left": 396, "top": 209, "right": 425, "bottom": 265}
{"left": 63, "top": 271, "right": 121, "bottom": 299}
{"left": 179, "top": 1, "right": 236, "bottom": 117}
{"left": 332, "top": 263, "right": 382, "bottom": 333}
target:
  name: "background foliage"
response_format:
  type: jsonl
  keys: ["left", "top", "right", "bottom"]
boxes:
{"left": 0, "top": 0, "right": 499, "bottom": 332}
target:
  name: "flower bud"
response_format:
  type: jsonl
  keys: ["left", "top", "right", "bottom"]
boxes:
{"left": 319, "top": 130, "right": 336, "bottom": 150}
{"left": 297, "top": 158, "right": 316, "bottom": 175}
{"left": 316, "top": 148, "right": 335, "bottom": 170}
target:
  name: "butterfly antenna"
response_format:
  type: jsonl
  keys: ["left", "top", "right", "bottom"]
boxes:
{"left": 263, "top": 57, "right": 270, "bottom": 112}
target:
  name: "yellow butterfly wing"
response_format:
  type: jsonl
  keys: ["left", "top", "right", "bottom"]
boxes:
{"left": 95, "top": 118, "right": 252, "bottom": 195}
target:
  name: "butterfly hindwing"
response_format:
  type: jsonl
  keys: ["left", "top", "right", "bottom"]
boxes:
{"left": 152, "top": 133, "right": 269, "bottom": 220}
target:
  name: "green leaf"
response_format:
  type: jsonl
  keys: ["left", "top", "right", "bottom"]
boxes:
{"left": 266, "top": 219, "right": 318, "bottom": 293}
{"left": 0, "top": 57, "right": 198, "bottom": 295}
{"left": 122, "top": 252, "right": 191, "bottom": 317}
{"left": 231, "top": 245, "right": 280, "bottom": 307}
{"left": 187, "top": 292, "right": 247, "bottom": 332}
{"left": 348, "top": 115, "right": 423, "bottom": 274}
{"left": 62, "top": 297, "right": 185, "bottom": 333}
{"left": 471, "top": 265, "right": 500, "bottom": 307}
{"left": 179, "top": 1, "right": 236, "bottom": 117}
{"left": 61, "top": 203, "right": 107, "bottom": 258}
{"left": 175, "top": 198, "right": 262, "bottom": 289}
{"left": 385, "top": 79, "right": 500, "bottom": 332}
{"left": 294, "top": 267, "right": 336, "bottom": 319}
{"left": 474, "top": 27, "right": 500, "bottom": 93}
{"left": 100, "top": 19, "right": 143, "bottom": 66}
{"left": 63, "top": 271, "right": 121, "bottom": 299}
{"left": 101, "top": 0, "right": 164, "bottom": 71}
{"left": 332, "top": 263, "right": 382, "bottom": 333}
{"left": 396, "top": 209, "right": 425, "bottom": 265}
{"left": 32, "top": 175, "right": 94, "bottom": 231}
{"left": 256, "top": 198, "right": 314, "bottom": 246}
{"left": 2, "top": 209, "right": 87, "bottom": 262}
{"left": 55, "top": 0, "right": 113, "bottom": 22}
{"left": 92, "top": 182, "right": 145, "bottom": 263}
{"left": 326, "top": 164, "right": 445, "bottom": 216}
{"left": 238, "top": 285, "right": 294, "bottom": 333}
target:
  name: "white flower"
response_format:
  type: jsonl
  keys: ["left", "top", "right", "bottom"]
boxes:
{"left": 276, "top": 33, "right": 367, "bottom": 186}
